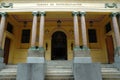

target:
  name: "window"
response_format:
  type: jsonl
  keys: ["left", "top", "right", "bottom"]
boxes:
{"left": 88, "top": 29, "right": 97, "bottom": 43}
{"left": 105, "top": 22, "right": 111, "bottom": 33}
{"left": 7, "top": 22, "right": 13, "bottom": 33}
{"left": 21, "top": 29, "right": 30, "bottom": 43}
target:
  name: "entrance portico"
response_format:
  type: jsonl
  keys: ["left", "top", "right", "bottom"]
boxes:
{"left": 0, "top": 11, "right": 120, "bottom": 64}
{"left": 0, "top": 0, "right": 119, "bottom": 65}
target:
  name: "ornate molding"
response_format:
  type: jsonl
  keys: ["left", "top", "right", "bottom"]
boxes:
{"left": 32, "top": 11, "right": 39, "bottom": 16}
{"left": 39, "top": 12, "right": 46, "bottom": 16}
{"left": 110, "top": 12, "right": 118, "bottom": 17}
{"left": 0, "top": 12, "right": 7, "bottom": 17}
{"left": 72, "top": 11, "right": 79, "bottom": 16}
{"left": 105, "top": 3, "right": 117, "bottom": 8}
{"left": 79, "top": 12, "right": 86, "bottom": 16}
{"left": 0, "top": 2, "right": 13, "bottom": 8}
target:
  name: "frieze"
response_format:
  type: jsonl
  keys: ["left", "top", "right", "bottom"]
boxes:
{"left": 0, "top": 2, "right": 119, "bottom": 12}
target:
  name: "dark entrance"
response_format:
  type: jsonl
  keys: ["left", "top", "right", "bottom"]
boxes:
{"left": 51, "top": 31, "right": 67, "bottom": 60}
{"left": 4, "top": 37, "right": 11, "bottom": 64}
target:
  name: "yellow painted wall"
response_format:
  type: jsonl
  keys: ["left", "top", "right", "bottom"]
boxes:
{"left": 3, "top": 12, "right": 116, "bottom": 64}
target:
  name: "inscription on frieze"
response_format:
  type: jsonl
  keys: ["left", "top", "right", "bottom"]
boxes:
{"left": 37, "top": 3, "right": 82, "bottom": 6}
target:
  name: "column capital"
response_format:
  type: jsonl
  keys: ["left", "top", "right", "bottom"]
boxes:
{"left": 0, "top": 12, "right": 7, "bottom": 17}
{"left": 39, "top": 12, "right": 46, "bottom": 16}
{"left": 72, "top": 11, "right": 79, "bottom": 16}
{"left": 32, "top": 11, "right": 39, "bottom": 16}
{"left": 117, "top": 12, "right": 120, "bottom": 16}
{"left": 79, "top": 12, "right": 86, "bottom": 16}
{"left": 110, "top": 12, "right": 118, "bottom": 17}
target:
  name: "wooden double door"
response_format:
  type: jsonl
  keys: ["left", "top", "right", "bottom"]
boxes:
{"left": 106, "top": 35, "right": 114, "bottom": 64}
{"left": 4, "top": 38, "right": 11, "bottom": 64}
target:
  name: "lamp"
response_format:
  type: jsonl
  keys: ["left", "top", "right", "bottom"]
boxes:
{"left": 89, "top": 21, "right": 93, "bottom": 27}
{"left": 57, "top": 20, "right": 61, "bottom": 27}
{"left": 23, "top": 21, "right": 27, "bottom": 27}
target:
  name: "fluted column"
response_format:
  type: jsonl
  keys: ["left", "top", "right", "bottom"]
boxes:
{"left": 0, "top": 12, "right": 6, "bottom": 50}
{"left": 111, "top": 12, "right": 120, "bottom": 56}
{"left": 79, "top": 12, "right": 88, "bottom": 49}
{"left": 31, "top": 11, "right": 38, "bottom": 48}
{"left": 39, "top": 12, "right": 45, "bottom": 48}
{"left": 72, "top": 12, "right": 80, "bottom": 47}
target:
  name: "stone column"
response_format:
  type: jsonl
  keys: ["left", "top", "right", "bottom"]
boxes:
{"left": 111, "top": 12, "right": 120, "bottom": 56}
{"left": 30, "top": 11, "right": 38, "bottom": 49}
{"left": 72, "top": 11, "right": 91, "bottom": 63}
{"left": 39, "top": 12, "right": 45, "bottom": 49}
{"left": 72, "top": 12, "right": 80, "bottom": 48}
{"left": 0, "top": 12, "right": 6, "bottom": 62}
{"left": 79, "top": 12, "right": 88, "bottom": 49}
{"left": 111, "top": 12, "right": 120, "bottom": 70}
{"left": 27, "top": 12, "right": 45, "bottom": 63}
{"left": 0, "top": 12, "right": 6, "bottom": 69}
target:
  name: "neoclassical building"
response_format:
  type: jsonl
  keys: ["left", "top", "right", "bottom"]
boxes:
{"left": 0, "top": 0, "right": 120, "bottom": 65}
{"left": 0, "top": 0, "right": 120, "bottom": 80}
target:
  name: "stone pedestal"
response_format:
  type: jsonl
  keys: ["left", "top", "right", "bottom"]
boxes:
{"left": 73, "top": 47, "right": 92, "bottom": 63}
{"left": 114, "top": 55, "right": 120, "bottom": 70}
{"left": 73, "top": 63, "right": 102, "bottom": 80}
{"left": 17, "top": 63, "right": 45, "bottom": 80}
{"left": 27, "top": 48, "right": 45, "bottom": 63}
{"left": 0, "top": 49, "right": 5, "bottom": 70}
{"left": 0, "top": 62, "right": 5, "bottom": 70}
{"left": 0, "top": 49, "right": 4, "bottom": 59}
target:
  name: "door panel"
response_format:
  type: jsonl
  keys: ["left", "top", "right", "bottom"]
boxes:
{"left": 106, "top": 35, "right": 114, "bottom": 64}
{"left": 4, "top": 38, "right": 11, "bottom": 64}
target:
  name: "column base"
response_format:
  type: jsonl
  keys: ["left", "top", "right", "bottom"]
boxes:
{"left": 28, "top": 47, "right": 44, "bottom": 57}
{"left": 0, "top": 62, "right": 5, "bottom": 70}
{"left": 0, "top": 49, "right": 5, "bottom": 70}
{"left": 27, "top": 57, "right": 45, "bottom": 63}
{"left": 73, "top": 47, "right": 92, "bottom": 63}
{"left": 0, "top": 48, "right": 4, "bottom": 62}
{"left": 27, "top": 47, "right": 45, "bottom": 63}
{"left": 114, "top": 55, "right": 120, "bottom": 70}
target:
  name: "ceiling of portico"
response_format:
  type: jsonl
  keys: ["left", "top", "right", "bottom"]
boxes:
{"left": 9, "top": 12, "right": 108, "bottom": 23}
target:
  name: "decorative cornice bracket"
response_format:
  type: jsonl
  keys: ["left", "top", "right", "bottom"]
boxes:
{"left": 0, "top": 2, "right": 13, "bottom": 8}
{"left": 105, "top": 3, "right": 117, "bottom": 8}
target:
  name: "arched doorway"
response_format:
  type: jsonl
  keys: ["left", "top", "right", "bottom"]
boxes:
{"left": 51, "top": 31, "right": 67, "bottom": 60}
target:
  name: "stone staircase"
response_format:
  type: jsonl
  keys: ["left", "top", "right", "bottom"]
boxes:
{"left": 46, "top": 60, "right": 73, "bottom": 80}
{"left": 0, "top": 61, "right": 120, "bottom": 80}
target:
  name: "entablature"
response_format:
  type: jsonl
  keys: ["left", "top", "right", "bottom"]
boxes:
{"left": 0, "top": 2, "right": 120, "bottom": 12}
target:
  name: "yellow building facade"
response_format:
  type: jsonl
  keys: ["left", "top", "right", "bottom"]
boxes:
{"left": 0, "top": 0, "right": 120, "bottom": 64}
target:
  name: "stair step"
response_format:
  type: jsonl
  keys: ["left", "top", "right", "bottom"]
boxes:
{"left": 0, "top": 61, "right": 120, "bottom": 80}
